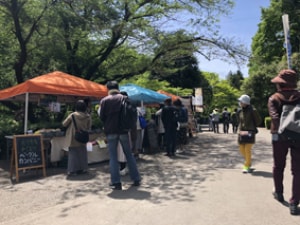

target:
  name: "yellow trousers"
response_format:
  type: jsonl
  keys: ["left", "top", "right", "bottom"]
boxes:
{"left": 239, "top": 143, "right": 253, "bottom": 168}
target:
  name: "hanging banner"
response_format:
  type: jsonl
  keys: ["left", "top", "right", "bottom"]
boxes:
{"left": 282, "top": 14, "right": 292, "bottom": 69}
{"left": 194, "top": 88, "right": 203, "bottom": 112}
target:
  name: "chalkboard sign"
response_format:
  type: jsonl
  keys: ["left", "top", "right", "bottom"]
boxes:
{"left": 10, "top": 134, "right": 46, "bottom": 182}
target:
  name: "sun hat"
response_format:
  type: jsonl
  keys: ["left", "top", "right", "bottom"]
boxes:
{"left": 271, "top": 69, "right": 298, "bottom": 88}
{"left": 238, "top": 94, "right": 250, "bottom": 105}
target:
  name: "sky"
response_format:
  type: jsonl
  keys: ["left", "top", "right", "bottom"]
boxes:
{"left": 198, "top": 0, "right": 271, "bottom": 79}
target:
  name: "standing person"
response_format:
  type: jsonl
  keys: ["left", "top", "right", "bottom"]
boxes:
{"left": 208, "top": 114, "right": 213, "bottom": 131}
{"left": 135, "top": 106, "right": 146, "bottom": 155}
{"left": 222, "top": 107, "right": 230, "bottom": 133}
{"left": 117, "top": 91, "right": 133, "bottom": 176}
{"left": 210, "top": 109, "right": 220, "bottom": 133}
{"left": 237, "top": 94, "right": 261, "bottom": 174}
{"left": 231, "top": 108, "right": 239, "bottom": 133}
{"left": 267, "top": 69, "right": 300, "bottom": 215}
{"left": 161, "top": 98, "right": 179, "bottom": 156}
{"left": 99, "top": 81, "right": 141, "bottom": 190}
{"left": 174, "top": 99, "right": 188, "bottom": 149}
{"left": 155, "top": 104, "right": 165, "bottom": 151}
{"left": 62, "top": 100, "right": 91, "bottom": 177}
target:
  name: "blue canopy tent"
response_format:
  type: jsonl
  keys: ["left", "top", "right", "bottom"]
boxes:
{"left": 120, "top": 83, "right": 169, "bottom": 105}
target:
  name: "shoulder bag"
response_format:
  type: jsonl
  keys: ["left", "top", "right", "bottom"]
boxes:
{"left": 72, "top": 114, "right": 89, "bottom": 143}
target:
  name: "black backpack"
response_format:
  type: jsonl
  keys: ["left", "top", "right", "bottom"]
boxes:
{"left": 119, "top": 97, "right": 137, "bottom": 131}
{"left": 223, "top": 111, "right": 230, "bottom": 123}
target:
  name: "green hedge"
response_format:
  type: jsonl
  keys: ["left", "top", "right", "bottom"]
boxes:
{"left": 264, "top": 117, "right": 271, "bottom": 130}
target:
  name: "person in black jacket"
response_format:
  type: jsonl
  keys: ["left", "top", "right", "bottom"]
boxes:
{"left": 174, "top": 99, "right": 188, "bottom": 149}
{"left": 99, "top": 81, "right": 140, "bottom": 190}
{"left": 222, "top": 107, "right": 230, "bottom": 134}
{"left": 161, "top": 98, "right": 178, "bottom": 156}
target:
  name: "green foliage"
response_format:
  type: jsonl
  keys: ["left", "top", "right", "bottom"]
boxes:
{"left": 264, "top": 117, "right": 271, "bottom": 130}
{"left": 0, "top": 0, "right": 257, "bottom": 143}
{"left": 226, "top": 70, "right": 244, "bottom": 90}
{"left": 202, "top": 72, "right": 241, "bottom": 116}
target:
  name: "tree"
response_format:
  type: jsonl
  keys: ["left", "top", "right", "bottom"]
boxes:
{"left": 202, "top": 72, "right": 240, "bottom": 116}
{"left": 249, "top": 0, "right": 300, "bottom": 74}
{"left": 0, "top": 0, "right": 57, "bottom": 83}
{"left": 247, "top": 0, "right": 300, "bottom": 121}
{"left": 0, "top": 0, "right": 249, "bottom": 86}
{"left": 226, "top": 70, "right": 244, "bottom": 90}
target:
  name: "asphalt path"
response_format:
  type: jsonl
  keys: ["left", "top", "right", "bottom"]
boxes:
{"left": 0, "top": 128, "right": 299, "bottom": 225}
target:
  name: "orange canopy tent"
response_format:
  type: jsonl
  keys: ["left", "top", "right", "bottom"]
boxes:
{"left": 0, "top": 71, "right": 108, "bottom": 133}
{"left": 0, "top": 71, "right": 108, "bottom": 102}
{"left": 157, "top": 90, "right": 180, "bottom": 102}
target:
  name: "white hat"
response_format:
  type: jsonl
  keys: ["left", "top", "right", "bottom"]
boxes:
{"left": 238, "top": 94, "right": 250, "bottom": 105}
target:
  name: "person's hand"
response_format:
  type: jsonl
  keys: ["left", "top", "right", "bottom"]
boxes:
{"left": 272, "top": 133, "right": 279, "bottom": 141}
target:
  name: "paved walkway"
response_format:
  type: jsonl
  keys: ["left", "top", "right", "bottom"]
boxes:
{"left": 0, "top": 128, "right": 299, "bottom": 225}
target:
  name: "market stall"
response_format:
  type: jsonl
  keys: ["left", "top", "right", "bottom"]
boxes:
{"left": 0, "top": 71, "right": 109, "bottom": 164}
{"left": 120, "top": 83, "right": 169, "bottom": 105}
{"left": 120, "top": 84, "right": 169, "bottom": 153}
{"left": 0, "top": 71, "right": 108, "bottom": 133}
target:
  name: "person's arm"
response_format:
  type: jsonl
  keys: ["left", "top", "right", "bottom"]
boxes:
{"left": 268, "top": 95, "right": 281, "bottom": 134}
{"left": 99, "top": 101, "right": 106, "bottom": 122}
{"left": 62, "top": 113, "right": 72, "bottom": 127}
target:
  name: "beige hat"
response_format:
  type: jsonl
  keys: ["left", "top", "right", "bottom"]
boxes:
{"left": 238, "top": 95, "right": 250, "bottom": 105}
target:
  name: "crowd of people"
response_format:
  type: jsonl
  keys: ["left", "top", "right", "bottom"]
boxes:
{"left": 60, "top": 69, "right": 299, "bottom": 216}
{"left": 208, "top": 107, "right": 239, "bottom": 134}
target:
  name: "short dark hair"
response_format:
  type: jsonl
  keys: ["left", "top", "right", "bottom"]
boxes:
{"left": 164, "top": 98, "right": 172, "bottom": 105}
{"left": 106, "top": 81, "right": 119, "bottom": 90}
{"left": 75, "top": 100, "right": 87, "bottom": 112}
{"left": 173, "top": 99, "right": 182, "bottom": 107}
{"left": 120, "top": 91, "right": 128, "bottom": 96}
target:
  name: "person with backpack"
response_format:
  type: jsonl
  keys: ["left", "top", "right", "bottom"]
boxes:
{"left": 222, "top": 107, "right": 230, "bottom": 133}
{"left": 231, "top": 108, "right": 239, "bottom": 133}
{"left": 99, "top": 81, "right": 141, "bottom": 190}
{"left": 267, "top": 69, "right": 300, "bottom": 215}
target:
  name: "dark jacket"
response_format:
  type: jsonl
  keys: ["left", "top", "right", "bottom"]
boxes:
{"left": 238, "top": 105, "right": 261, "bottom": 133}
{"left": 161, "top": 105, "right": 178, "bottom": 129}
{"left": 100, "top": 90, "right": 125, "bottom": 135}
{"left": 268, "top": 90, "right": 300, "bottom": 134}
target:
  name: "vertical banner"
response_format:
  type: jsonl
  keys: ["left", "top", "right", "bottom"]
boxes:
{"left": 282, "top": 14, "right": 292, "bottom": 69}
{"left": 194, "top": 88, "right": 203, "bottom": 112}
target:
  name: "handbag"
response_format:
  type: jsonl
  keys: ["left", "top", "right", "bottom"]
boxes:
{"left": 72, "top": 114, "right": 89, "bottom": 143}
{"left": 239, "top": 131, "right": 255, "bottom": 143}
{"left": 139, "top": 116, "right": 147, "bottom": 129}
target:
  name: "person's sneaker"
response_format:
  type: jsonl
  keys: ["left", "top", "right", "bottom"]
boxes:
{"left": 289, "top": 203, "right": 299, "bottom": 215}
{"left": 109, "top": 183, "right": 122, "bottom": 190}
{"left": 133, "top": 180, "right": 141, "bottom": 186}
{"left": 242, "top": 166, "right": 250, "bottom": 173}
{"left": 273, "top": 192, "right": 284, "bottom": 202}
{"left": 120, "top": 167, "right": 128, "bottom": 176}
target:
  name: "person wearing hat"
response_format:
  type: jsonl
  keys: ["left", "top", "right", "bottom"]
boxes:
{"left": 237, "top": 94, "right": 261, "bottom": 174}
{"left": 267, "top": 69, "right": 300, "bottom": 215}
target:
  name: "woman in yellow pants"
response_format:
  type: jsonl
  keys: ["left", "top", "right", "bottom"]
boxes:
{"left": 237, "top": 95, "right": 261, "bottom": 173}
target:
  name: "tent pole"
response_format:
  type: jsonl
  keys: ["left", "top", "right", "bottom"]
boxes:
{"left": 24, "top": 92, "right": 29, "bottom": 134}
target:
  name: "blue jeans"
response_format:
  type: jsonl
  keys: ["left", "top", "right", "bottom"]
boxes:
{"left": 106, "top": 133, "right": 140, "bottom": 184}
